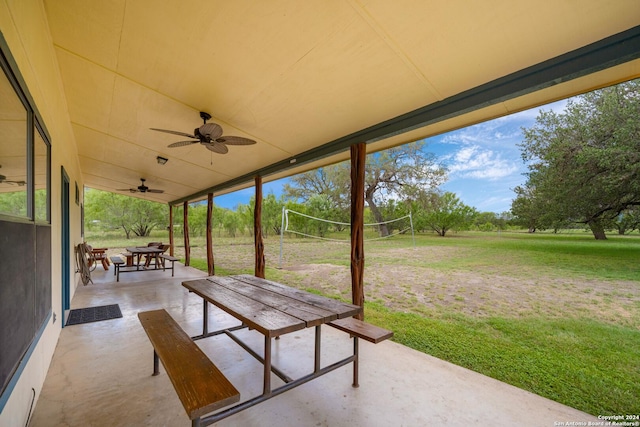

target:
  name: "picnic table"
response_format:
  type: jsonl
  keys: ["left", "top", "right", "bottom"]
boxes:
{"left": 88, "top": 246, "right": 110, "bottom": 271}
{"left": 125, "top": 246, "right": 164, "bottom": 270}
{"left": 182, "top": 274, "right": 363, "bottom": 424}
{"left": 139, "top": 274, "right": 392, "bottom": 425}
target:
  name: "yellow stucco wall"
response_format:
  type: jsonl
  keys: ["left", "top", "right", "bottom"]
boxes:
{"left": 0, "top": 1, "right": 84, "bottom": 424}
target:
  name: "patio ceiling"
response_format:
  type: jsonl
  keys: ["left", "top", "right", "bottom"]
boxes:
{"left": 43, "top": 1, "right": 640, "bottom": 205}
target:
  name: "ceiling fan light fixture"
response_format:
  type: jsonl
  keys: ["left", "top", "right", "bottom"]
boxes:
{"left": 153, "top": 111, "right": 256, "bottom": 153}
{"left": 156, "top": 156, "right": 168, "bottom": 165}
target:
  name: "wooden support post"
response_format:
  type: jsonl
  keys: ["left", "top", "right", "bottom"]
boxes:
{"left": 254, "top": 175, "right": 265, "bottom": 278}
{"left": 169, "top": 204, "right": 174, "bottom": 257}
{"left": 183, "top": 201, "right": 190, "bottom": 267}
{"left": 206, "top": 193, "right": 215, "bottom": 276}
{"left": 350, "top": 143, "right": 366, "bottom": 320}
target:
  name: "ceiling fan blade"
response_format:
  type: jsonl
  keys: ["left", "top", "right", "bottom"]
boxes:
{"left": 146, "top": 189, "right": 164, "bottom": 193}
{"left": 205, "top": 142, "right": 229, "bottom": 154}
{"left": 150, "top": 128, "right": 196, "bottom": 139}
{"left": 199, "top": 123, "right": 223, "bottom": 139}
{"left": 215, "top": 136, "right": 257, "bottom": 146}
{"left": 168, "top": 140, "right": 198, "bottom": 148}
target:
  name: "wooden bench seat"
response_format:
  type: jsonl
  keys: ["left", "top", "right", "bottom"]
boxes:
{"left": 328, "top": 317, "right": 392, "bottom": 387}
{"left": 138, "top": 309, "right": 240, "bottom": 425}
{"left": 110, "top": 256, "right": 124, "bottom": 281}
{"left": 160, "top": 254, "right": 178, "bottom": 276}
{"left": 328, "top": 317, "right": 393, "bottom": 343}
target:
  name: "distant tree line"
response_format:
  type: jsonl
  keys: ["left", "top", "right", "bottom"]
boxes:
{"left": 84, "top": 140, "right": 520, "bottom": 240}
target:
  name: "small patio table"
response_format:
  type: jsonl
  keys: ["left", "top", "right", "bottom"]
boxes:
{"left": 182, "top": 274, "right": 362, "bottom": 424}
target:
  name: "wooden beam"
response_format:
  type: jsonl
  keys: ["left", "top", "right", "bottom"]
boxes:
{"left": 254, "top": 175, "right": 265, "bottom": 278}
{"left": 206, "top": 193, "right": 215, "bottom": 276}
{"left": 183, "top": 201, "right": 190, "bottom": 267}
{"left": 169, "top": 204, "right": 174, "bottom": 257}
{"left": 350, "top": 143, "right": 366, "bottom": 320}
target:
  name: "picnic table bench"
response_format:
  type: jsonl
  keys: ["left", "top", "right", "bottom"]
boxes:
{"left": 160, "top": 254, "right": 178, "bottom": 276}
{"left": 138, "top": 309, "right": 240, "bottom": 426}
{"left": 110, "top": 256, "right": 124, "bottom": 281}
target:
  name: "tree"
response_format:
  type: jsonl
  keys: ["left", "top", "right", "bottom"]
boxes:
{"left": 377, "top": 199, "right": 411, "bottom": 234}
{"left": 235, "top": 203, "right": 253, "bottom": 237}
{"left": 84, "top": 189, "right": 168, "bottom": 238}
{"left": 510, "top": 183, "right": 544, "bottom": 233}
{"left": 187, "top": 203, "right": 208, "bottom": 236}
{"left": 0, "top": 189, "right": 27, "bottom": 217}
{"left": 284, "top": 141, "right": 446, "bottom": 236}
{"left": 305, "top": 194, "right": 333, "bottom": 237}
{"left": 417, "top": 192, "right": 477, "bottom": 236}
{"left": 473, "top": 211, "right": 504, "bottom": 232}
{"left": 612, "top": 207, "right": 640, "bottom": 235}
{"left": 283, "top": 165, "right": 350, "bottom": 214}
{"left": 243, "top": 192, "right": 287, "bottom": 237}
{"left": 516, "top": 80, "right": 640, "bottom": 240}
{"left": 221, "top": 209, "right": 242, "bottom": 237}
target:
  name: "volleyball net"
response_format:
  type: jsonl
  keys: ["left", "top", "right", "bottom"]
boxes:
{"left": 279, "top": 207, "right": 415, "bottom": 267}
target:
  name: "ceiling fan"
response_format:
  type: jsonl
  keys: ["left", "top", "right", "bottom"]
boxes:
{"left": 150, "top": 111, "right": 256, "bottom": 154}
{"left": 0, "top": 174, "right": 25, "bottom": 186}
{"left": 117, "top": 178, "right": 164, "bottom": 194}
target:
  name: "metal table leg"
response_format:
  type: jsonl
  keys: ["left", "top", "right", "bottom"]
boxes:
{"left": 263, "top": 335, "right": 272, "bottom": 395}
{"left": 203, "top": 300, "right": 208, "bottom": 336}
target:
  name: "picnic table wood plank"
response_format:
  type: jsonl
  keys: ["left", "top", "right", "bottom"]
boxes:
{"left": 138, "top": 309, "right": 240, "bottom": 419}
{"left": 328, "top": 317, "right": 393, "bottom": 343}
{"left": 233, "top": 274, "right": 361, "bottom": 319}
{"left": 184, "top": 279, "right": 306, "bottom": 337}
{"left": 208, "top": 276, "right": 337, "bottom": 327}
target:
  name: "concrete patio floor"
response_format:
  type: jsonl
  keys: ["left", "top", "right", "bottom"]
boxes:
{"left": 29, "top": 263, "right": 598, "bottom": 426}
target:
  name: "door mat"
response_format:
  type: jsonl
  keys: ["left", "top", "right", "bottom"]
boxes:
{"left": 66, "top": 304, "right": 122, "bottom": 326}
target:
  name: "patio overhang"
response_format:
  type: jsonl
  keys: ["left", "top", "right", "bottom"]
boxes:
{"left": 169, "top": 25, "right": 640, "bottom": 205}
{"left": 40, "top": 1, "right": 640, "bottom": 204}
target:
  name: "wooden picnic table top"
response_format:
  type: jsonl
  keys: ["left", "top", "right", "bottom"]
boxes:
{"left": 182, "top": 274, "right": 361, "bottom": 338}
{"left": 126, "top": 246, "right": 164, "bottom": 254}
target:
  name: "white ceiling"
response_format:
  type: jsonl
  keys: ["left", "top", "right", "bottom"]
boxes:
{"left": 42, "top": 0, "right": 640, "bottom": 204}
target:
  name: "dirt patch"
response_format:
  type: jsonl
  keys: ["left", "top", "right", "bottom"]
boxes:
{"left": 274, "top": 261, "right": 640, "bottom": 328}
{"left": 131, "top": 238, "right": 640, "bottom": 329}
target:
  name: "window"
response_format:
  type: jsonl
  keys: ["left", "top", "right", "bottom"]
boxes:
{"left": 0, "top": 66, "right": 28, "bottom": 218}
{"left": 0, "top": 51, "right": 50, "bottom": 222}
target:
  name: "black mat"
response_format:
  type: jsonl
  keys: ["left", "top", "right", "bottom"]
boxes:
{"left": 65, "top": 304, "right": 122, "bottom": 326}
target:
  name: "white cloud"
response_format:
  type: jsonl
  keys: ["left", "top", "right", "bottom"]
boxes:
{"left": 440, "top": 118, "right": 523, "bottom": 147}
{"left": 438, "top": 99, "right": 569, "bottom": 148}
{"left": 474, "top": 195, "right": 515, "bottom": 212}
{"left": 446, "top": 145, "right": 518, "bottom": 180}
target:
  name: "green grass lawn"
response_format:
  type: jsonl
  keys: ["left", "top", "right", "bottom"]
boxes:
{"left": 85, "top": 229, "right": 640, "bottom": 415}
{"left": 365, "top": 303, "right": 640, "bottom": 416}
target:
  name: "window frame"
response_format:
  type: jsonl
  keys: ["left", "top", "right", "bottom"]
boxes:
{"left": 0, "top": 43, "right": 51, "bottom": 223}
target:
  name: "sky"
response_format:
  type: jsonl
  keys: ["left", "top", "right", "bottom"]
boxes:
{"left": 214, "top": 100, "right": 569, "bottom": 213}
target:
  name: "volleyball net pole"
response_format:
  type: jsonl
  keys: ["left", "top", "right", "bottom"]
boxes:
{"left": 279, "top": 206, "right": 286, "bottom": 269}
